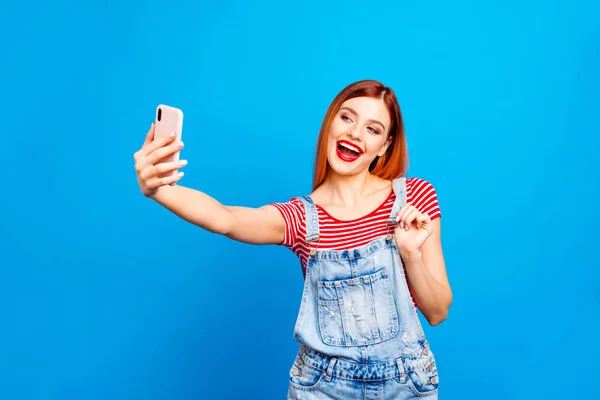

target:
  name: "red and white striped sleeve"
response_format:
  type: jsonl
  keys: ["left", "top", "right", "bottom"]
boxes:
{"left": 406, "top": 178, "right": 441, "bottom": 221}
{"left": 270, "top": 198, "right": 306, "bottom": 248}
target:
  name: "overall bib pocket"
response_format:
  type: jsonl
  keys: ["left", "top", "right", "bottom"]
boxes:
{"left": 316, "top": 268, "right": 399, "bottom": 346}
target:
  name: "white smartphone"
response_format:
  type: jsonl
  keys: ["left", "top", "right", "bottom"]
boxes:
{"left": 153, "top": 104, "right": 184, "bottom": 181}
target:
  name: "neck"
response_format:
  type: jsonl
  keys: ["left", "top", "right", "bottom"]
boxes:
{"left": 321, "top": 169, "right": 382, "bottom": 207}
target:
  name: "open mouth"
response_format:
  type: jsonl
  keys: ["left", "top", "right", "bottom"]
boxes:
{"left": 336, "top": 140, "right": 363, "bottom": 162}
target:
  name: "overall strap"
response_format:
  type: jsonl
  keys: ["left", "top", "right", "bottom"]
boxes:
{"left": 387, "top": 177, "right": 407, "bottom": 225}
{"left": 295, "top": 195, "right": 320, "bottom": 244}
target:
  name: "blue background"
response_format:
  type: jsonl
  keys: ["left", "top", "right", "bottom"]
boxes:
{"left": 1, "top": 0, "right": 599, "bottom": 399}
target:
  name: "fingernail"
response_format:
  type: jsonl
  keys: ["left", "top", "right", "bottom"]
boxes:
{"left": 177, "top": 141, "right": 184, "bottom": 147}
{"left": 178, "top": 172, "right": 184, "bottom": 177}
{"left": 169, "top": 132, "right": 175, "bottom": 137}
{"left": 180, "top": 160, "right": 187, "bottom": 166}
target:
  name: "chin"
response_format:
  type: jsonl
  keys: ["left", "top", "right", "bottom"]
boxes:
{"left": 327, "top": 154, "right": 367, "bottom": 176}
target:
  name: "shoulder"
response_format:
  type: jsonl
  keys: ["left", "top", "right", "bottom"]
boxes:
{"left": 406, "top": 177, "right": 438, "bottom": 193}
{"left": 271, "top": 198, "right": 305, "bottom": 225}
{"left": 269, "top": 198, "right": 307, "bottom": 247}
{"left": 271, "top": 197, "right": 304, "bottom": 210}
{"left": 405, "top": 177, "right": 442, "bottom": 220}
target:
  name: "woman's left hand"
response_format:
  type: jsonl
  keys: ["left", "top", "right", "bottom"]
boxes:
{"left": 394, "top": 204, "right": 434, "bottom": 255}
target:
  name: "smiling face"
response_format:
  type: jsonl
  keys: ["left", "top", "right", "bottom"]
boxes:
{"left": 326, "top": 96, "right": 393, "bottom": 177}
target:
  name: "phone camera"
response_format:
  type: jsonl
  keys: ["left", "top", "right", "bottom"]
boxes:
{"left": 157, "top": 108, "right": 162, "bottom": 121}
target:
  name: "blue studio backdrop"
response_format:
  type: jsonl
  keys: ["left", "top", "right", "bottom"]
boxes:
{"left": 1, "top": 1, "right": 599, "bottom": 399}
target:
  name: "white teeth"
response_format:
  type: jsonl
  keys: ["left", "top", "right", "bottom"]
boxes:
{"left": 339, "top": 142, "right": 361, "bottom": 154}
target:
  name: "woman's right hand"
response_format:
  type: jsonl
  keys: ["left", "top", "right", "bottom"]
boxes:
{"left": 133, "top": 123, "right": 187, "bottom": 198}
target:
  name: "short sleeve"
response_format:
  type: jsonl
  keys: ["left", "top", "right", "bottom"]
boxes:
{"left": 270, "top": 198, "right": 306, "bottom": 248}
{"left": 406, "top": 178, "right": 441, "bottom": 221}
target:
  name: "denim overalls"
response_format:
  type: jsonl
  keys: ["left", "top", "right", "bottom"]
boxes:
{"left": 287, "top": 177, "right": 439, "bottom": 400}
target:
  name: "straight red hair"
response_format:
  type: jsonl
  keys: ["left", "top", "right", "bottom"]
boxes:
{"left": 312, "top": 80, "right": 409, "bottom": 190}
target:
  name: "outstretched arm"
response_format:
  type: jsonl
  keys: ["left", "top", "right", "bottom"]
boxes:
{"left": 151, "top": 185, "right": 285, "bottom": 245}
{"left": 134, "top": 123, "right": 285, "bottom": 245}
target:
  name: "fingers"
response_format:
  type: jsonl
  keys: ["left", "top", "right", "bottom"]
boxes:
{"left": 395, "top": 204, "right": 429, "bottom": 231}
{"left": 404, "top": 209, "right": 420, "bottom": 230}
{"left": 145, "top": 170, "right": 185, "bottom": 189}
{"left": 133, "top": 123, "right": 186, "bottom": 196}
{"left": 395, "top": 204, "right": 412, "bottom": 228}
{"left": 135, "top": 140, "right": 183, "bottom": 172}
{"left": 148, "top": 140, "right": 184, "bottom": 165}
{"left": 140, "top": 159, "right": 188, "bottom": 181}
{"left": 134, "top": 128, "right": 178, "bottom": 163}
{"left": 144, "top": 133, "right": 179, "bottom": 160}
{"left": 417, "top": 213, "right": 431, "bottom": 228}
{"left": 134, "top": 123, "right": 159, "bottom": 161}
{"left": 143, "top": 122, "right": 155, "bottom": 146}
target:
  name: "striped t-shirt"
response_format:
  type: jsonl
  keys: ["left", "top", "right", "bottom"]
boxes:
{"left": 271, "top": 177, "right": 441, "bottom": 270}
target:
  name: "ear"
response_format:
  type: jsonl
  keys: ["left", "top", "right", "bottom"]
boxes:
{"left": 377, "top": 135, "right": 393, "bottom": 157}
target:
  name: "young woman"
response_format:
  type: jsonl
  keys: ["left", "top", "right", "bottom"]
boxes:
{"left": 133, "top": 80, "right": 452, "bottom": 399}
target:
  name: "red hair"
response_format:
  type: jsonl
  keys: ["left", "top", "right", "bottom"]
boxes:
{"left": 312, "top": 80, "right": 409, "bottom": 190}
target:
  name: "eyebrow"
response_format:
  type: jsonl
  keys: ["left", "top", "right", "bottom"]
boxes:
{"left": 339, "top": 106, "right": 386, "bottom": 131}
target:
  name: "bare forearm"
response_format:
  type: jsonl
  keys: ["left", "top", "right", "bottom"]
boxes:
{"left": 400, "top": 250, "right": 452, "bottom": 325}
{"left": 150, "top": 184, "right": 229, "bottom": 234}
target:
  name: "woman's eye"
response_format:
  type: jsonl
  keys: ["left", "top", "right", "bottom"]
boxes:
{"left": 368, "top": 127, "right": 380, "bottom": 134}
{"left": 341, "top": 115, "right": 352, "bottom": 122}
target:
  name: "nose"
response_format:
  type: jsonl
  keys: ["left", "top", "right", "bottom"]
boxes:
{"left": 348, "top": 125, "right": 362, "bottom": 140}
